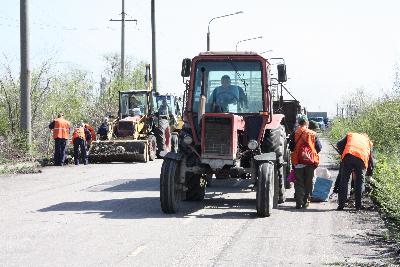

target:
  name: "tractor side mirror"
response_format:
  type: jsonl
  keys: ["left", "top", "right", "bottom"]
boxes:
{"left": 277, "top": 64, "right": 287, "bottom": 83}
{"left": 181, "top": 58, "right": 191, "bottom": 77}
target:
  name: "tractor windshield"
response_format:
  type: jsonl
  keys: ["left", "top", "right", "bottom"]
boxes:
{"left": 156, "top": 95, "right": 182, "bottom": 117}
{"left": 120, "top": 92, "right": 148, "bottom": 117}
{"left": 192, "top": 60, "right": 263, "bottom": 114}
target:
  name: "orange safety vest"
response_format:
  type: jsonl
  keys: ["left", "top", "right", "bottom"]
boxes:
{"left": 85, "top": 124, "right": 96, "bottom": 141}
{"left": 291, "top": 126, "right": 320, "bottom": 166}
{"left": 341, "top": 132, "right": 372, "bottom": 168}
{"left": 53, "top": 118, "right": 70, "bottom": 139}
{"left": 72, "top": 127, "right": 86, "bottom": 144}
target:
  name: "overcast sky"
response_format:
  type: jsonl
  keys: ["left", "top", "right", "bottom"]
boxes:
{"left": 1, "top": 0, "right": 400, "bottom": 116}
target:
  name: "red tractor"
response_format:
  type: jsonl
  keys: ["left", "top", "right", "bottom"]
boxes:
{"left": 160, "top": 52, "right": 289, "bottom": 217}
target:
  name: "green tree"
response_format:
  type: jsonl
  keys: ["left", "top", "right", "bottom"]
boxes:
{"left": 97, "top": 53, "right": 147, "bottom": 118}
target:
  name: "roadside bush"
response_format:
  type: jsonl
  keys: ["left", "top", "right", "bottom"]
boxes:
{"left": 372, "top": 153, "right": 400, "bottom": 224}
{"left": 329, "top": 98, "right": 400, "bottom": 155}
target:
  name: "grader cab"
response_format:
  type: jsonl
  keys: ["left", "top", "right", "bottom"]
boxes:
{"left": 160, "top": 52, "right": 290, "bottom": 217}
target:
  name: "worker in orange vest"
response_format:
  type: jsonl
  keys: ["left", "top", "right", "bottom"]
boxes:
{"left": 336, "top": 132, "right": 374, "bottom": 211}
{"left": 289, "top": 115, "right": 322, "bottom": 209}
{"left": 72, "top": 122, "right": 91, "bottom": 165}
{"left": 49, "top": 112, "right": 71, "bottom": 166}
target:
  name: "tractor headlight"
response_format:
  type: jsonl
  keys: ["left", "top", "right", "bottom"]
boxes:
{"left": 183, "top": 135, "right": 193, "bottom": 145}
{"left": 248, "top": 140, "right": 258, "bottom": 150}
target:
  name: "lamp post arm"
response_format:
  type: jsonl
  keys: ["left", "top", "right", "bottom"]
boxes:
{"left": 235, "top": 36, "right": 263, "bottom": 51}
{"left": 206, "top": 11, "right": 243, "bottom": 51}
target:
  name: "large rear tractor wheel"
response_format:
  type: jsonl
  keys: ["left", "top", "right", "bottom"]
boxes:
{"left": 186, "top": 174, "right": 206, "bottom": 201}
{"left": 263, "top": 125, "right": 287, "bottom": 204}
{"left": 148, "top": 135, "right": 156, "bottom": 161}
{"left": 205, "top": 173, "right": 213, "bottom": 187}
{"left": 284, "top": 148, "right": 292, "bottom": 189}
{"left": 262, "top": 126, "right": 284, "bottom": 156}
{"left": 256, "top": 162, "right": 274, "bottom": 217}
{"left": 171, "top": 133, "right": 179, "bottom": 153}
{"left": 160, "top": 158, "right": 181, "bottom": 213}
{"left": 155, "top": 119, "right": 171, "bottom": 158}
{"left": 277, "top": 162, "right": 286, "bottom": 204}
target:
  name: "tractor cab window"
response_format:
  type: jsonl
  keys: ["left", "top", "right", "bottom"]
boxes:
{"left": 192, "top": 60, "right": 263, "bottom": 114}
{"left": 120, "top": 92, "right": 147, "bottom": 117}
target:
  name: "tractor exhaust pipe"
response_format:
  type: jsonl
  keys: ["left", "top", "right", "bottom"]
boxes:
{"left": 198, "top": 67, "right": 206, "bottom": 124}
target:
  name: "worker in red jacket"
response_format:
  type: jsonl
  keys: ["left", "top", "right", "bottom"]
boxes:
{"left": 84, "top": 123, "right": 96, "bottom": 151}
{"left": 72, "top": 122, "right": 91, "bottom": 165}
{"left": 49, "top": 112, "right": 70, "bottom": 166}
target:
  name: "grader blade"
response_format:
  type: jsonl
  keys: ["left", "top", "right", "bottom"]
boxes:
{"left": 89, "top": 140, "right": 148, "bottom": 163}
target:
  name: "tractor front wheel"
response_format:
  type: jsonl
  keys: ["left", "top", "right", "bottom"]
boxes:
{"left": 160, "top": 158, "right": 181, "bottom": 213}
{"left": 256, "top": 162, "right": 274, "bottom": 217}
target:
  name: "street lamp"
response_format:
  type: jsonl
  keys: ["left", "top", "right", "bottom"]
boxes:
{"left": 259, "top": 49, "right": 273, "bottom": 55}
{"left": 235, "top": 36, "right": 263, "bottom": 51}
{"left": 207, "top": 11, "right": 243, "bottom": 51}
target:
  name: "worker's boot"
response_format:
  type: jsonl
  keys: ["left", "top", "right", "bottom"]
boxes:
{"left": 302, "top": 196, "right": 310, "bottom": 208}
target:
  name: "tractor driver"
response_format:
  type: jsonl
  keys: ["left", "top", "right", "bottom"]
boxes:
{"left": 210, "top": 75, "right": 248, "bottom": 113}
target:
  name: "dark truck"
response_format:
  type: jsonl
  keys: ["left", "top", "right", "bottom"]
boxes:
{"left": 307, "top": 111, "right": 328, "bottom": 129}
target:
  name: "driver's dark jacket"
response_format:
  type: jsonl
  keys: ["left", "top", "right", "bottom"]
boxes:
{"left": 210, "top": 85, "right": 247, "bottom": 111}
{"left": 97, "top": 123, "right": 108, "bottom": 140}
{"left": 158, "top": 105, "right": 171, "bottom": 116}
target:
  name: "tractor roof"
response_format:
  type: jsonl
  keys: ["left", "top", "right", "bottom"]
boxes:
{"left": 198, "top": 51, "right": 259, "bottom": 56}
{"left": 120, "top": 89, "right": 150, "bottom": 93}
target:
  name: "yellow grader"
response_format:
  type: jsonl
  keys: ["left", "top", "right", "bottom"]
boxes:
{"left": 89, "top": 65, "right": 157, "bottom": 163}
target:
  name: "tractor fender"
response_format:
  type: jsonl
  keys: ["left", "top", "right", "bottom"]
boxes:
{"left": 164, "top": 152, "right": 183, "bottom": 161}
{"left": 265, "top": 114, "right": 285, "bottom": 130}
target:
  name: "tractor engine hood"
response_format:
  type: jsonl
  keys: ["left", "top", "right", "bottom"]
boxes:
{"left": 200, "top": 113, "right": 245, "bottom": 169}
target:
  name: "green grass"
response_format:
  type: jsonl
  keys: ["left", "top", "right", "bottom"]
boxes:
{"left": 0, "top": 162, "right": 41, "bottom": 175}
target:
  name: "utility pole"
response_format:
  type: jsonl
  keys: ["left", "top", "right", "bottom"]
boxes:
{"left": 110, "top": 0, "right": 137, "bottom": 78}
{"left": 336, "top": 103, "right": 339, "bottom": 117}
{"left": 151, "top": 0, "right": 157, "bottom": 92}
{"left": 20, "top": 0, "right": 31, "bottom": 149}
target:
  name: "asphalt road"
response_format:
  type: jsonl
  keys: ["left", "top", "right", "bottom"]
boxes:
{"left": 1, "top": 138, "right": 391, "bottom": 266}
